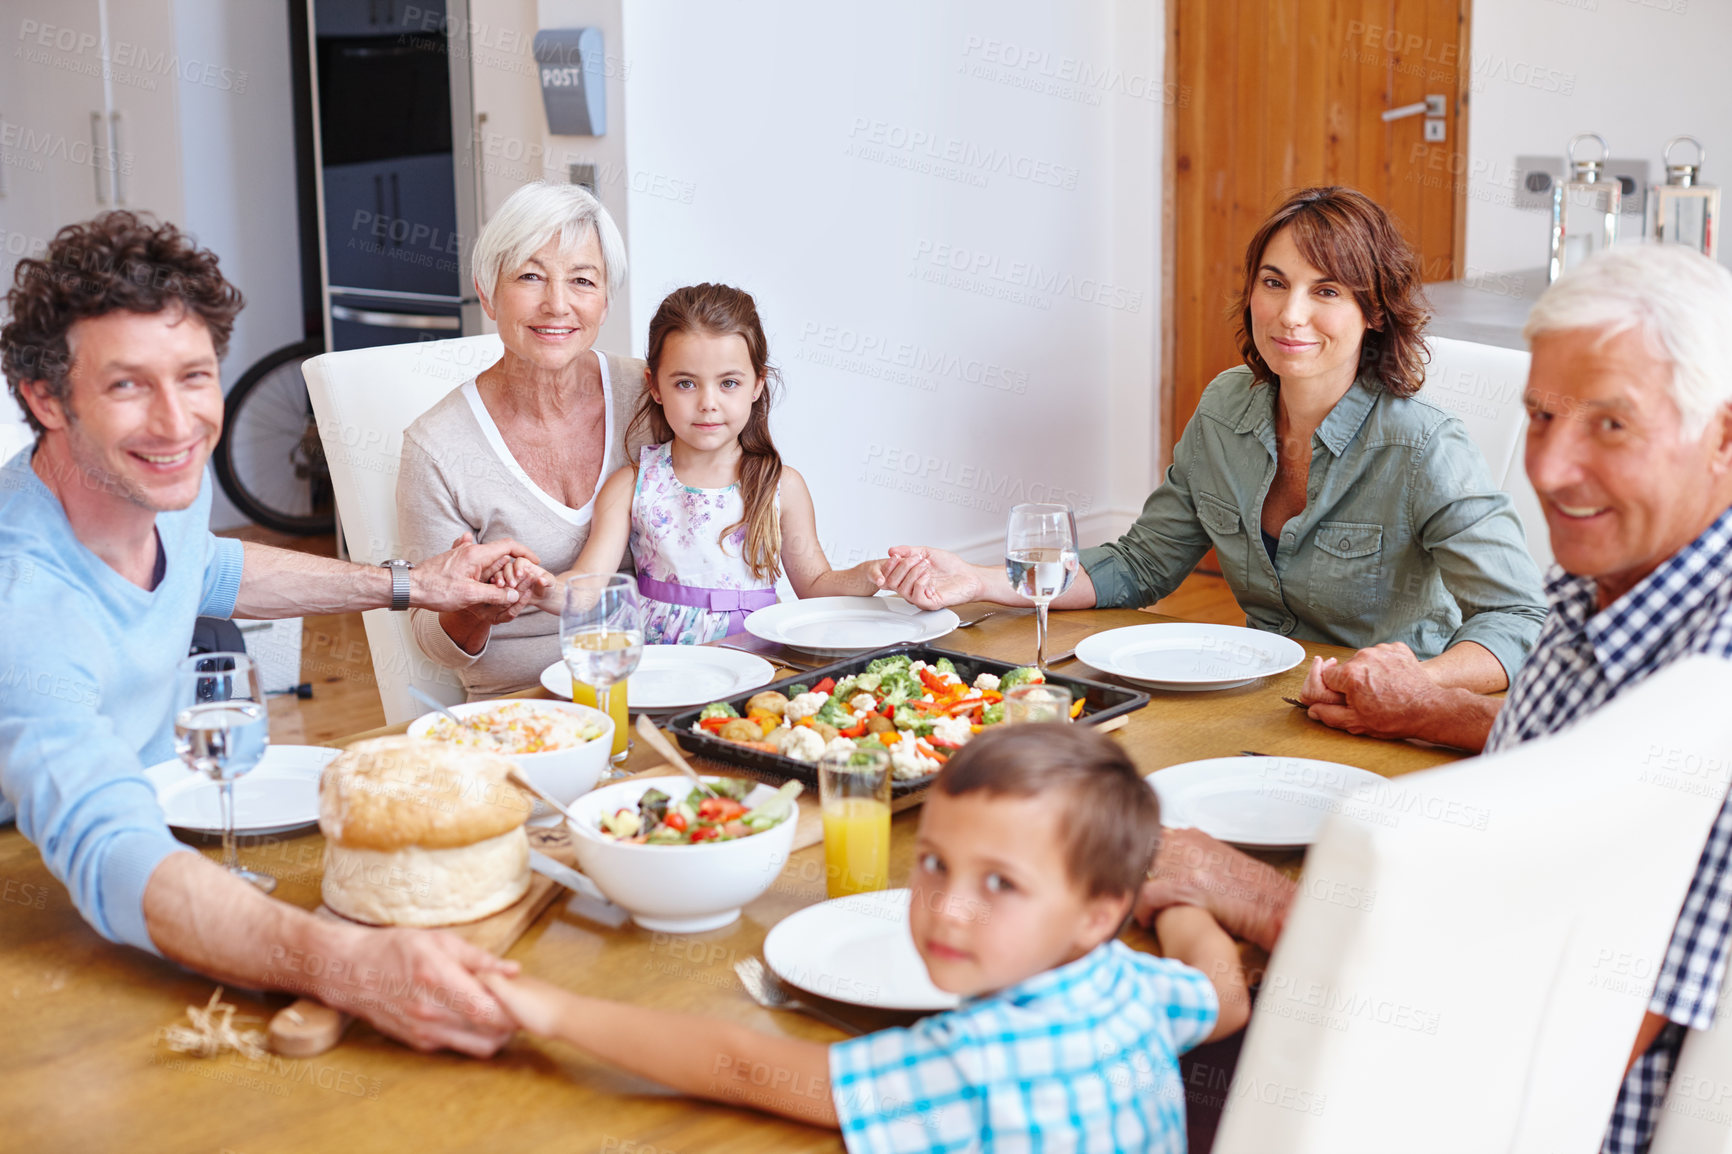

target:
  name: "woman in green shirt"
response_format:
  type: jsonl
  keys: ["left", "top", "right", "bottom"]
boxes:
{"left": 881, "top": 187, "right": 1547, "bottom": 691}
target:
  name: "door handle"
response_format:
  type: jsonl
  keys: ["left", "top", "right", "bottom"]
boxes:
{"left": 1381, "top": 94, "right": 1447, "bottom": 122}
{"left": 331, "top": 305, "right": 461, "bottom": 331}
{"left": 109, "top": 111, "right": 125, "bottom": 205}
{"left": 90, "top": 112, "right": 108, "bottom": 204}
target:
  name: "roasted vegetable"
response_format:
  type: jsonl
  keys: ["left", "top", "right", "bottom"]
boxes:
{"left": 699, "top": 701, "right": 740, "bottom": 721}
{"left": 718, "top": 718, "right": 763, "bottom": 744}
{"left": 813, "top": 695, "right": 852, "bottom": 728}
{"left": 745, "top": 690, "right": 790, "bottom": 717}
{"left": 865, "top": 654, "right": 913, "bottom": 676}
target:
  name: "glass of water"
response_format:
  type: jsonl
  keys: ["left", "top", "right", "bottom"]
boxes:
{"left": 1005, "top": 503, "right": 1079, "bottom": 670}
{"left": 561, "top": 573, "right": 643, "bottom": 777}
{"left": 173, "top": 652, "right": 274, "bottom": 892}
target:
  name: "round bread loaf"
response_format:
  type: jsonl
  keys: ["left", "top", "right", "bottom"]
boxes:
{"left": 319, "top": 736, "right": 533, "bottom": 926}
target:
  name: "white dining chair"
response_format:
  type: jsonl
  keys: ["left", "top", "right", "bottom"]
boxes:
{"left": 1214, "top": 656, "right": 1732, "bottom": 1154}
{"left": 302, "top": 334, "right": 504, "bottom": 726}
{"left": 1418, "top": 335, "right": 1552, "bottom": 570}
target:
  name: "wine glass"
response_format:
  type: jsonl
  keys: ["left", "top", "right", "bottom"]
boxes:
{"left": 173, "top": 652, "right": 275, "bottom": 892}
{"left": 561, "top": 573, "right": 643, "bottom": 779}
{"left": 1005, "top": 503, "right": 1079, "bottom": 670}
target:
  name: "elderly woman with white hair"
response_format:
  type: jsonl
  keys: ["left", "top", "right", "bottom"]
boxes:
{"left": 397, "top": 181, "right": 648, "bottom": 698}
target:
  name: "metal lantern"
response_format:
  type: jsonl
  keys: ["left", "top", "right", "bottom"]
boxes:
{"left": 1648, "top": 136, "right": 1719, "bottom": 260}
{"left": 1549, "top": 133, "right": 1621, "bottom": 283}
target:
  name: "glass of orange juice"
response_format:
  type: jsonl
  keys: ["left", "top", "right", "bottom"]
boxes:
{"left": 569, "top": 674, "right": 630, "bottom": 765}
{"left": 820, "top": 747, "right": 892, "bottom": 899}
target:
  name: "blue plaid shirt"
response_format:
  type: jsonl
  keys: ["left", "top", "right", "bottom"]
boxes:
{"left": 1486, "top": 505, "right": 1732, "bottom": 1154}
{"left": 828, "top": 940, "right": 1217, "bottom": 1153}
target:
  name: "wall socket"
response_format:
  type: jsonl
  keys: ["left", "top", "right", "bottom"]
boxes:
{"left": 1513, "top": 154, "right": 1650, "bottom": 218}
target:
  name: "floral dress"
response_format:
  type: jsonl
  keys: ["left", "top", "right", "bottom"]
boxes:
{"left": 629, "top": 443, "right": 779, "bottom": 645}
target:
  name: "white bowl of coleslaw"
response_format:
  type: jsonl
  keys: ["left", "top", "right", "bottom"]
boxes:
{"left": 407, "top": 698, "right": 613, "bottom": 815}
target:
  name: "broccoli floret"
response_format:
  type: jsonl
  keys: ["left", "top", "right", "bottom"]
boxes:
{"left": 877, "top": 670, "right": 922, "bottom": 707}
{"left": 784, "top": 683, "right": 809, "bottom": 697}
{"left": 814, "top": 695, "right": 852, "bottom": 727}
{"left": 865, "top": 654, "right": 913, "bottom": 676}
{"left": 699, "top": 701, "right": 740, "bottom": 720}
{"left": 831, "top": 675, "right": 861, "bottom": 702}
{"left": 852, "top": 671, "right": 882, "bottom": 692}
{"left": 981, "top": 702, "right": 1005, "bottom": 726}
{"left": 893, "top": 704, "right": 936, "bottom": 737}
{"left": 933, "top": 657, "right": 957, "bottom": 676}
{"left": 997, "top": 666, "right": 1044, "bottom": 691}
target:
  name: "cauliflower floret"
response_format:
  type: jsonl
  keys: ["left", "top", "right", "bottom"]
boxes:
{"left": 973, "top": 671, "right": 1001, "bottom": 693}
{"left": 929, "top": 716, "right": 974, "bottom": 748}
{"left": 777, "top": 725, "right": 827, "bottom": 762}
{"left": 822, "top": 736, "right": 860, "bottom": 760}
{"left": 784, "top": 691, "right": 830, "bottom": 723}
{"left": 848, "top": 692, "right": 877, "bottom": 714}
{"left": 890, "top": 741, "right": 941, "bottom": 780}
{"left": 920, "top": 693, "right": 934, "bottom": 703}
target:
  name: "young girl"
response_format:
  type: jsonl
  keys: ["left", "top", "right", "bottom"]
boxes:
{"left": 536, "top": 282, "right": 889, "bottom": 643}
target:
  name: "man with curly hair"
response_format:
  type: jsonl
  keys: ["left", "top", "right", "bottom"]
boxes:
{"left": 0, "top": 212, "right": 547, "bottom": 1056}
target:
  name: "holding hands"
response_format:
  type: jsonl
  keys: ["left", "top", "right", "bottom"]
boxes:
{"left": 1296, "top": 643, "right": 1442, "bottom": 740}
{"left": 870, "top": 546, "right": 986, "bottom": 610}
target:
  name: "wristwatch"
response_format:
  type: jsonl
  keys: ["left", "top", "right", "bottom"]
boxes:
{"left": 380, "top": 559, "right": 414, "bottom": 612}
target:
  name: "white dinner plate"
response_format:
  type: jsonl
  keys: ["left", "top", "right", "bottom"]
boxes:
{"left": 744, "top": 597, "right": 961, "bottom": 659}
{"left": 144, "top": 745, "right": 339, "bottom": 836}
{"left": 539, "top": 645, "right": 776, "bottom": 710}
{"left": 1147, "top": 756, "right": 1389, "bottom": 849}
{"left": 1074, "top": 622, "right": 1305, "bottom": 691}
{"left": 763, "top": 888, "right": 959, "bottom": 1012}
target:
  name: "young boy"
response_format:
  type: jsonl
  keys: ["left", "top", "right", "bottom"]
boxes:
{"left": 482, "top": 724, "right": 1250, "bottom": 1151}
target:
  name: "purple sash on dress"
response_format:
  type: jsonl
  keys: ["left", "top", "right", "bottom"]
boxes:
{"left": 635, "top": 574, "right": 778, "bottom": 637}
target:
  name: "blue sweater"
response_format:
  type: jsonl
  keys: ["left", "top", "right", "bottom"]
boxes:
{"left": 0, "top": 448, "right": 244, "bottom": 952}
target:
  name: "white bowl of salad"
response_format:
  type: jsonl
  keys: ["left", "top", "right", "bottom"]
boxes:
{"left": 567, "top": 775, "right": 802, "bottom": 933}
{"left": 407, "top": 698, "right": 613, "bottom": 818}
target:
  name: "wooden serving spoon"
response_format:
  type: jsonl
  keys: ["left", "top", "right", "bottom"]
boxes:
{"left": 634, "top": 714, "right": 708, "bottom": 786}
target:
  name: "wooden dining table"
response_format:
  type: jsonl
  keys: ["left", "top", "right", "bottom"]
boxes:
{"left": 0, "top": 606, "right": 1467, "bottom": 1153}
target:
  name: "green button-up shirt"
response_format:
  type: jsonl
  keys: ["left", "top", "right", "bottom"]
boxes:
{"left": 1080, "top": 367, "right": 1548, "bottom": 676}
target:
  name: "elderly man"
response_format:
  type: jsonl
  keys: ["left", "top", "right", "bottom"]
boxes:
{"left": 0, "top": 212, "right": 548, "bottom": 1055}
{"left": 1143, "top": 243, "right": 1732, "bottom": 1153}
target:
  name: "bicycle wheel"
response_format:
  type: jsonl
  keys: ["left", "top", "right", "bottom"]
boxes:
{"left": 214, "top": 338, "right": 334, "bottom": 536}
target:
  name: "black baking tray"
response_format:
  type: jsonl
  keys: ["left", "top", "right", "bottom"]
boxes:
{"left": 660, "top": 644, "right": 1151, "bottom": 795}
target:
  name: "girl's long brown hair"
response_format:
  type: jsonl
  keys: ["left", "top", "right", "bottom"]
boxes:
{"left": 1233, "top": 186, "right": 1431, "bottom": 397}
{"left": 629, "top": 283, "right": 784, "bottom": 581}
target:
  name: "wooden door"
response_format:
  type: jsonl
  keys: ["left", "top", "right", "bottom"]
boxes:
{"left": 1166, "top": 0, "right": 1471, "bottom": 461}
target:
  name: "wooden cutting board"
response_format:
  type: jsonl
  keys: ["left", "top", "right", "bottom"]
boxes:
{"left": 266, "top": 824, "right": 578, "bottom": 1057}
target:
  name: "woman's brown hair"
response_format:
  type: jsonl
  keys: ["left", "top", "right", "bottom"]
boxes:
{"left": 1233, "top": 186, "right": 1431, "bottom": 398}
{"left": 630, "top": 284, "right": 783, "bottom": 581}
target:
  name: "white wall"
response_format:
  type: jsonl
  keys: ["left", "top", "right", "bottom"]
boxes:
{"left": 174, "top": 0, "right": 303, "bottom": 529}
{"left": 617, "top": 0, "right": 1165, "bottom": 569}
{"left": 1466, "top": 0, "right": 1729, "bottom": 274}
{"left": 465, "top": 0, "right": 635, "bottom": 354}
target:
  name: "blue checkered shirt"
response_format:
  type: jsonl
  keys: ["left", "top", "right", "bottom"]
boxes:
{"left": 1486, "top": 505, "right": 1732, "bottom": 1154}
{"left": 828, "top": 940, "right": 1217, "bottom": 1153}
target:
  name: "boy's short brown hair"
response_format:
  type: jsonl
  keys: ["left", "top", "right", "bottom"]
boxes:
{"left": 935, "top": 723, "right": 1161, "bottom": 900}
